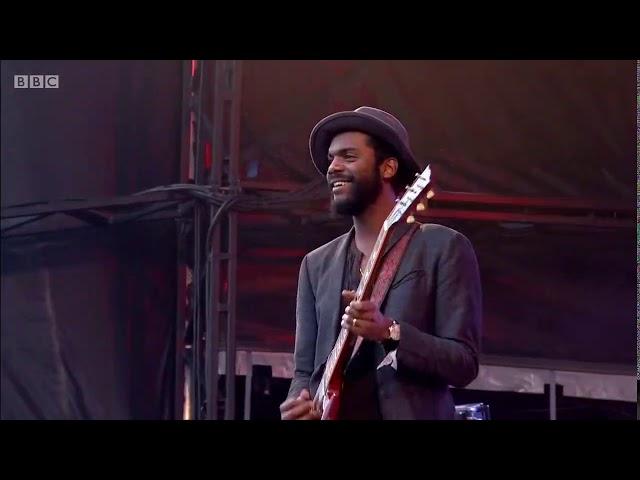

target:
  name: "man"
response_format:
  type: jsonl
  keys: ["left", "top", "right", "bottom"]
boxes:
{"left": 279, "top": 107, "right": 482, "bottom": 420}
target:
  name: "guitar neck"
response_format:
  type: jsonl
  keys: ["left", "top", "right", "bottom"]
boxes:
{"left": 316, "top": 226, "right": 391, "bottom": 401}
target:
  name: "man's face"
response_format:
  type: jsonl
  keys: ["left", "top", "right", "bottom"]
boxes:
{"left": 326, "top": 131, "right": 382, "bottom": 216}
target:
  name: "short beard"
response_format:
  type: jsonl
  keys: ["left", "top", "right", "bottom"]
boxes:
{"left": 330, "top": 169, "right": 382, "bottom": 217}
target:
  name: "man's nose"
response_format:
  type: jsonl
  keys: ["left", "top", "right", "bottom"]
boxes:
{"left": 327, "top": 157, "right": 344, "bottom": 176}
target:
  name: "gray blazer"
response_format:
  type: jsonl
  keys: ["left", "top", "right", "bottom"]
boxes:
{"left": 288, "top": 222, "right": 482, "bottom": 420}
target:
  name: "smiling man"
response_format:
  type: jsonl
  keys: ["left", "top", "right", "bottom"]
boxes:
{"left": 279, "top": 106, "right": 482, "bottom": 420}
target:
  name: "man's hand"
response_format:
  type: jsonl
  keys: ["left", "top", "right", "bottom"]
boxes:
{"left": 279, "top": 389, "right": 321, "bottom": 420}
{"left": 340, "top": 290, "right": 393, "bottom": 342}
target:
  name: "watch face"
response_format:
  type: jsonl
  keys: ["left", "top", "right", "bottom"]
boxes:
{"left": 390, "top": 324, "right": 400, "bottom": 341}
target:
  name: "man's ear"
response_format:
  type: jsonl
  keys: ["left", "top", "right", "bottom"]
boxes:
{"left": 381, "top": 157, "right": 399, "bottom": 180}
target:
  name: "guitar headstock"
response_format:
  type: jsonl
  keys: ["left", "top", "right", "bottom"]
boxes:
{"left": 384, "top": 165, "right": 433, "bottom": 230}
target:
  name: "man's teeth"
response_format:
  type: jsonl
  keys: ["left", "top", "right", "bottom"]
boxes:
{"left": 334, "top": 182, "right": 346, "bottom": 187}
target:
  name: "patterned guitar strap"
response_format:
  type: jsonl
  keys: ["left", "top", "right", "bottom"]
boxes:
{"left": 350, "top": 224, "right": 419, "bottom": 359}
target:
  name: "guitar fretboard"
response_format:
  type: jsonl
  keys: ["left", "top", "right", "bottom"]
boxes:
{"left": 317, "top": 226, "right": 390, "bottom": 400}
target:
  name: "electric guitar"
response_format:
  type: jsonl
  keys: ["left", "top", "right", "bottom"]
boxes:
{"left": 312, "top": 165, "right": 433, "bottom": 419}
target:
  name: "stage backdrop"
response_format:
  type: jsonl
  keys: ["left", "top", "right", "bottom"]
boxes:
{"left": 1, "top": 60, "right": 183, "bottom": 419}
{"left": 2, "top": 60, "right": 635, "bottom": 419}
{"left": 234, "top": 60, "right": 635, "bottom": 370}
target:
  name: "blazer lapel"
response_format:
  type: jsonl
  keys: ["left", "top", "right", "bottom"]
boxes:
{"left": 326, "top": 226, "right": 355, "bottom": 342}
{"left": 381, "top": 221, "right": 413, "bottom": 259}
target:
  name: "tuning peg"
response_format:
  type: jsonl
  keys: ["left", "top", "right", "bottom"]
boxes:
{"left": 426, "top": 190, "right": 435, "bottom": 199}
{"left": 415, "top": 173, "right": 420, "bottom": 178}
{"left": 406, "top": 215, "right": 415, "bottom": 224}
{"left": 416, "top": 202, "right": 426, "bottom": 211}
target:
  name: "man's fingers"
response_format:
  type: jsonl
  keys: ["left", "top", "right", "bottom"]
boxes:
{"left": 350, "top": 300, "right": 376, "bottom": 311}
{"left": 281, "top": 388, "right": 311, "bottom": 413}
{"left": 342, "top": 313, "right": 374, "bottom": 327}
{"left": 281, "top": 401, "right": 314, "bottom": 420}
{"left": 280, "top": 397, "right": 299, "bottom": 412}
{"left": 297, "top": 389, "right": 310, "bottom": 400}
{"left": 299, "top": 410, "right": 321, "bottom": 420}
{"left": 342, "top": 290, "right": 356, "bottom": 303}
{"left": 344, "top": 305, "right": 375, "bottom": 320}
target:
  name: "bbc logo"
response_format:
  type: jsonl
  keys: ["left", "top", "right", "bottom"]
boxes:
{"left": 14, "top": 75, "right": 59, "bottom": 89}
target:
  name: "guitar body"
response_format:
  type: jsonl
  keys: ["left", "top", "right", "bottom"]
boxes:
{"left": 320, "top": 387, "right": 342, "bottom": 420}
{"left": 315, "top": 344, "right": 350, "bottom": 419}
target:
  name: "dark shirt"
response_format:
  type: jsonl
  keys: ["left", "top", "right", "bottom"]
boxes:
{"left": 336, "top": 236, "right": 383, "bottom": 420}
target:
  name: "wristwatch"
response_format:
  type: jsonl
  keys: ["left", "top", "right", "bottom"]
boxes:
{"left": 388, "top": 320, "right": 400, "bottom": 341}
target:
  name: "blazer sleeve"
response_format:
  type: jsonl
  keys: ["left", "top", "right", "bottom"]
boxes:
{"left": 287, "top": 255, "right": 318, "bottom": 399}
{"left": 395, "top": 231, "right": 482, "bottom": 387}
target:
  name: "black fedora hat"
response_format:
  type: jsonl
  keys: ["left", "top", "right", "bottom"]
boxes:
{"left": 309, "top": 106, "right": 420, "bottom": 177}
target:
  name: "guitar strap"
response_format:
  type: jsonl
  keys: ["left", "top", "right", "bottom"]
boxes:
{"left": 350, "top": 224, "right": 419, "bottom": 358}
{"left": 370, "top": 224, "right": 419, "bottom": 308}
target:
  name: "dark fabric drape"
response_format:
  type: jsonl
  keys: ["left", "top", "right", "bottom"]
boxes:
{"left": 1, "top": 60, "right": 183, "bottom": 419}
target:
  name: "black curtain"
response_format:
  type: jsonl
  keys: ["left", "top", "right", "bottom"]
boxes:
{"left": 1, "top": 60, "right": 183, "bottom": 419}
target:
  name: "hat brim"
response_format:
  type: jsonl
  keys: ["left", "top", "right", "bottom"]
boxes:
{"left": 309, "top": 112, "right": 420, "bottom": 176}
